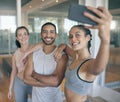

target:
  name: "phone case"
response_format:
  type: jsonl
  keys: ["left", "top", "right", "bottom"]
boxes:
{"left": 68, "top": 4, "right": 98, "bottom": 25}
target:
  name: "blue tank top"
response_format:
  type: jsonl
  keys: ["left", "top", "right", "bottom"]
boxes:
{"left": 65, "top": 59, "right": 93, "bottom": 96}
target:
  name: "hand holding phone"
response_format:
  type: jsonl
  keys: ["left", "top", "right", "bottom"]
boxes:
{"left": 68, "top": 4, "right": 99, "bottom": 25}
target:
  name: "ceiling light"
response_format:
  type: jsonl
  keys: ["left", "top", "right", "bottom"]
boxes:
{"left": 29, "top": 5, "right": 32, "bottom": 8}
{"left": 56, "top": 0, "right": 58, "bottom": 3}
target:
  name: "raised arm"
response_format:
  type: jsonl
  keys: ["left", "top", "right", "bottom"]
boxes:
{"left": 32, "top": 53, "right": 68, "bottom": 87}
{"left": 84, "top": 6, "right": 112, "bottom": 75}
{"left": 22, "top": 42, "right": 43, "bottom": 61}
{"left": 27, "top": 42, "right": 43, "bottom": 54}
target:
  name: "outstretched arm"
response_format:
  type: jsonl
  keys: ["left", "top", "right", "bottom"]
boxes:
{"left": 84, "top": 6, "right": 112, "bottom": 75}
{"left": 32, "top": 53, "right": 68, "bottom": 87}
{"left": 22, "top": 42, "right": 43, "bottom": 61}
{"left": 28, "top": 42, "right": 43, "bottom": 54}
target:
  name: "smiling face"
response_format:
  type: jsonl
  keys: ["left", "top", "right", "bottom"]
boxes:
{"left": 41, "top": 24, "right": 57, "bottom": 45}
{"left": 16, "top": 28, "right": 29, "bottom": 46}
{"left": 69, "top": 27, "right": 90, "bottom": 51}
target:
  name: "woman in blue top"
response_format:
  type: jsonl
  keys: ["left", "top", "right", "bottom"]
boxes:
{"left": 54, "top": 6, "right": 112, "bottom": 102}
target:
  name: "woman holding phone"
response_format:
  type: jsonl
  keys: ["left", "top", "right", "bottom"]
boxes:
{"left": 55, "top": 6, "right": 112, "bottom": 102}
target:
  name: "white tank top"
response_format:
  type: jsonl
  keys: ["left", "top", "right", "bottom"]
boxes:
{"left": 32, "top": 48, "right": 63, "bottom": 102}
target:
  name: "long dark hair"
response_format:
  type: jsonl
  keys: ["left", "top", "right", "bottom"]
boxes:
{"left": 15, "top": 26, "right": 29, "bottom": 48}
{"left": 71, "top": 25, "right": 92, "bottom": 53}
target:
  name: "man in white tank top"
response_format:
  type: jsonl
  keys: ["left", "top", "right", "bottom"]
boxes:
{"left": 24, "top": 22, "right": 68, "bottom": 102}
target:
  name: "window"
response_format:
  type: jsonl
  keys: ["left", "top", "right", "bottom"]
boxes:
{"left": 0, "top": 16, "right": 16, "bottom": 54}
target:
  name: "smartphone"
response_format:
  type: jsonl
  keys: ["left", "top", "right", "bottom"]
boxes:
{"left": 68, "top": 4, "right": 99, "bottom": 25}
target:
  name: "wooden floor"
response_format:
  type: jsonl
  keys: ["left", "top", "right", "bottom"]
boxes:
{"left": 105, "top": 48, "right": 120, "bottom": 83}
{"left": 0, "top": 67, "right": 14, "bottom": 102}
{"left": 105, "top": 65, "right": 120, "bottom": 83}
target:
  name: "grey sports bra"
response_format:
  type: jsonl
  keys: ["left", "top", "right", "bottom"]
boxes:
{"left": 65, "top": 59, "right": 93, "bottom": 96}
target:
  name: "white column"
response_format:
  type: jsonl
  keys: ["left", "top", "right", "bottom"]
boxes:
{"left": 78, "top": 0, "right": 108, "bottom": 97}
{"left": 8, "top": 30, "right": 11, "bottom": 55}
{"left": 16, "top": 0, "right": 21, "bottom": 27}
{"left": 21, "top": 12, "right": 28, "bottom": 26}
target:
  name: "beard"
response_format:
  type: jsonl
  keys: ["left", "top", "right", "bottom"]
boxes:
{"left": 41, "top": 38, "right": 55, "bottom": 45}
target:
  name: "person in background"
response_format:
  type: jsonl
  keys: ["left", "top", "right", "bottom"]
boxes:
{"left": 54, "top": 6, "right": 112, "bottom": 102}
{"left": 24, "top": 22, "right": 68, "bottom": 102}
{"left": 8, "top": 26, "right": 42, "bottom": 102}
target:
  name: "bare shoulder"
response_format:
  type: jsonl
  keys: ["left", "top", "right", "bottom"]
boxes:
{"left": 80, "top": 58, "right": 95, "bottom": 73}
{"left": 86, "top": 58, "right": 100, "bottom": 76}
{"left": 77, "top": 58, "right": 96, "bottom": 81}
{"left": 14, "top": 48, "right": 20, "bottom": 53}
{"left": 13, "top": 48, "right": 20, "bottom": 57}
